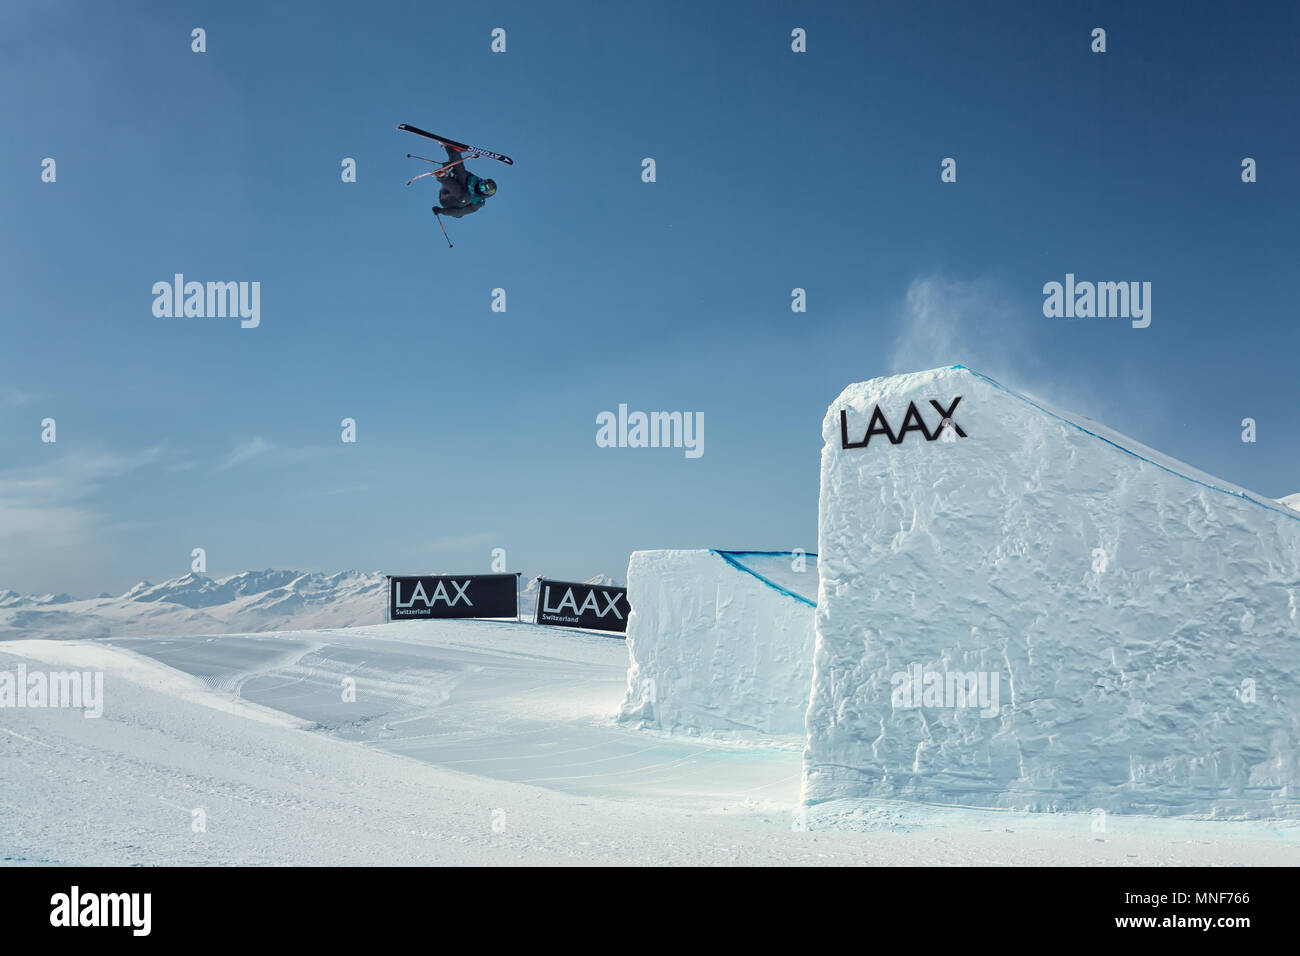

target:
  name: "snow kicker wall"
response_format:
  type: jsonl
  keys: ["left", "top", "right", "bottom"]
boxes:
{"left": 803, "top": 365, "right": 1300, "bottom": 818}
{"left": 618, "top": 549, "right": 816, "bottom": 735}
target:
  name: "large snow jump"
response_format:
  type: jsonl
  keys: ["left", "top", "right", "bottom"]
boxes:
{"left": 619, "top": 549, "right": 816, "bottom": 735}
{"left": 803, "top": 365, "right": 1300, "bottom": 818}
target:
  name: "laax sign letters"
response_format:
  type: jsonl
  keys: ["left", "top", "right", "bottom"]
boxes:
{"left": 840, "top": 397, "right": 967, "bottom": 449}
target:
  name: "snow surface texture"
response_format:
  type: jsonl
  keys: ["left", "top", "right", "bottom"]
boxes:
{"left": 618, "top": 549, "right": 817, "bottom": 734}
{"left": 3, "top": 623, "right": 1295, "bottom": 865}
{"left": 803, "top": 365, "right": 1300, "bottom": 819}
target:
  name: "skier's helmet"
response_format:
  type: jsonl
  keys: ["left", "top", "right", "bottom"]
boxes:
{"left": 477, "top": 178, "right": 497, "bottom": 198}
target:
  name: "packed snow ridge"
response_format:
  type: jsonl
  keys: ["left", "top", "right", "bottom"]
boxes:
{"left": 804, "top": 365, "right": 1300, "bottom": 819}
{"left": 619, "top": 550, "right": 817, "bottom": 735}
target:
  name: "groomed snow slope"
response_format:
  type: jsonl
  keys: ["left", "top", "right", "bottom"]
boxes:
{"left": 5, "top": 623, "right": 1294, "bottom": 865}
{"left": 804, "top": 365, "right": 1300, "bottom": 819}
{"left": 618, "top": 550, "right": 816, "bottom": 735}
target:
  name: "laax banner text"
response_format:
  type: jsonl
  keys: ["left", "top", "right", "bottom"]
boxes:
{"left": 840, "top": 397, "right": 967, "bottom": 449}
{"left": 388, "top": 573, "right": 520, "bottom": 620}
{"left": 534, "top": 579, "right": 629, "bottom": 634}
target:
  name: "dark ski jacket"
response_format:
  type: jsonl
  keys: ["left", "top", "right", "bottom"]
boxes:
{"left": 434, "top": 164, "right": 489, "bottom": 219}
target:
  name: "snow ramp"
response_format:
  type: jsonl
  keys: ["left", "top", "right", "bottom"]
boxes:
{"left": 803, "top": 365, "right": 1300, "bottom": 818}
{"left": 618, "top": 549, "right": 816, "bottom": 735}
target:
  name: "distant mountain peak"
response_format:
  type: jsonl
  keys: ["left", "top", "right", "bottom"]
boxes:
{"left": 0, "top": 568, "right": 620, "bottom": 640}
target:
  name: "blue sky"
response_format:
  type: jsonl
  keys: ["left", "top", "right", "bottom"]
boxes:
{"left": 1, "top": 0, "right": 1297, "bottom": 594}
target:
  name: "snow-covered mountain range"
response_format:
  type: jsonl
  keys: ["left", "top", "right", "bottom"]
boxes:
{"left": 0, "top": 569, "right": 620, "bottom": 641}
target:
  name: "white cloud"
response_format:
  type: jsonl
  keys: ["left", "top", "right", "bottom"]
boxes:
{"left": 0, "top": 386, "right": 34, "bottom": 408}
{"left": 219, "top": 437, "right": 273, "bottom": 470}
{"left": 215, "top": 440, "right": 336, "bottom": 471}
{"left": 0, "top": 448, "right": 158, "bottom": 594}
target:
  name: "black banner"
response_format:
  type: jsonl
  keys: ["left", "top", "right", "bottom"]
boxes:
{"left": 534, "top": 578, "right": 629, "bottom": 633}
{"left": 388, "top": 573, "right": 519, "bottom": 620}
{"left": 0, "top": 866, "right": 1288, "bottom": 944}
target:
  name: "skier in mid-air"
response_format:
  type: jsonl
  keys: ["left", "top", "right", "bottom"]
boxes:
{"left": 430, "top": 144, "right": 497, "bottom": 219}
{"left": 398, "top": 124, "right": 512, "bottom": 246}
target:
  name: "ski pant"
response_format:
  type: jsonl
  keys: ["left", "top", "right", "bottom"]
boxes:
{"left": 439, "top": 146, "right": 470, "bottom": 188}
{"left": 434, "top": 145, "right": 486, "bottom": 217}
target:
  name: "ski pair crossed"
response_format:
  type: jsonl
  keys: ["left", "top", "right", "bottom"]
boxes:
{"left": 398, "top": 124, "right": 514, "bottom": 186}
{"left": 403, "top": 152, "right": 478, "bottom": 187}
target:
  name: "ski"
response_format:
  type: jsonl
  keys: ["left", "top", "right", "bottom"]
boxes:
{"left": 404, "top": 154, "right": 473, "bottom": 186}
{"left": 397, "top": 124, "right": 514, "bottom": 165}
